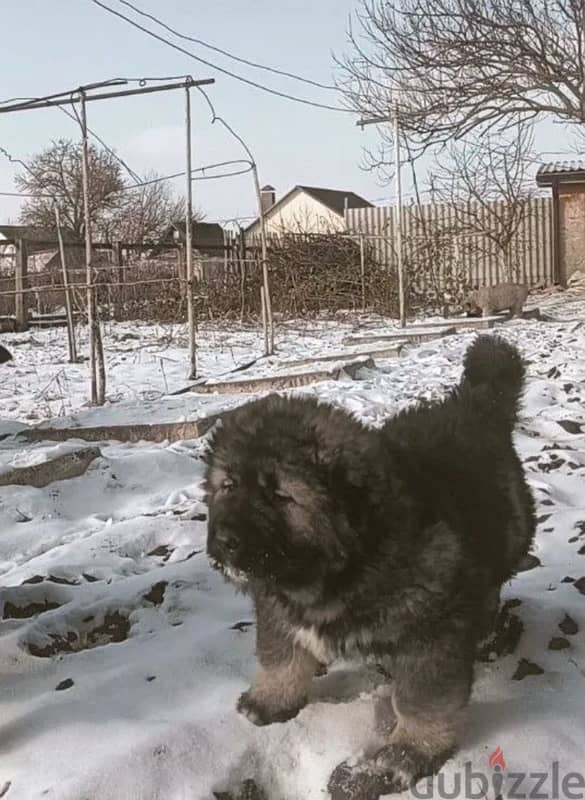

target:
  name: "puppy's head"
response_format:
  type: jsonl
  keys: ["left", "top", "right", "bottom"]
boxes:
{"left": 204, "top": 395, "right": 380, "bottom": 596}
{"left": 462, "top": 291, "right": 481, "bottom": 317}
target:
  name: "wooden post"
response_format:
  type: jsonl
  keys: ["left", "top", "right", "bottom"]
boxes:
{"left": 80, "top": 88, "right": 105, "bottom": 405}
{"left": 260, "top": 286, "right": 267, "bottom": 353}
{"left": 54, "top": 205, "right": 78, "bottom": 362}
{"left": 14, "top": 238, "right": 28, "bottom": 331}
{"left": 552, "top": 179, "right": 562, "bottom": 285}
{"left": 185, "top": 81, "right": 197, "bottom": 379}
{"left": 252, "top": 163, "right": 274, "bottom": 355}
{"left": 394, "top": 101, "right": 406, "bottom": 327}
{"left": 114, "top": 241, "right": 124, "bottom": 321}
{"left": 359, "top": 234, "right": 366, "bottom": 312}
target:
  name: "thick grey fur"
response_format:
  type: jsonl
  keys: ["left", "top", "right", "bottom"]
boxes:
{"left": 204, "top": 336, "right": 535, "bottom": 799}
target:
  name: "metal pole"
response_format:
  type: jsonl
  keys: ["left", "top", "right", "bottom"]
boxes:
{"left": 80, "top": 89, "right": 98, "bottom": 404}
{"left": 0, "top": 78, "right": 215, "bottom": 114}
{"left": 394, "top": 102, "right": 406, "bottom": 327}
{"left": 185, "top": 81, "right": 197, "bottom": 379}
{"left": 54, "top": 204, "right": 78, "bottom": 363}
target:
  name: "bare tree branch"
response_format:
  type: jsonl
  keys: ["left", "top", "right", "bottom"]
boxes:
{"left": 337, "top": 0, "right": 585, "bottom": 157}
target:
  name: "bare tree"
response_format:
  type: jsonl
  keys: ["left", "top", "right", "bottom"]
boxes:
{"left": 16, "top": 142, "right": 190, "bottom": 245}
{"left": 338, "top": 0, "right": 585, "bottom": 158}
{"left": 107, "top": 173, "right": 187, "bottom": 244}
{"left": 16, "top": 139, "right": 125, "bottom": 239}
{"left": 430, "top": 124, "right": 535, "bottom": 281}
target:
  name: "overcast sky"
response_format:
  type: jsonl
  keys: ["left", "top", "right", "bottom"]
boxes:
{"left": 0, "top": 1, "right": 574, "bottom": 226}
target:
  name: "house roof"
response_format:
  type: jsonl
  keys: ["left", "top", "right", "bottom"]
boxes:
{"left": 536, "top": 161, "right": 585, "bottom": 186}
{"left": 245, "top": 185, "right": 373, "bottom": 231}
{"left": 0, "top": 224, "right": 76, "bottom": 244}
{"left": 0, "top": 224, "right": 78, "bottom": 254}
{"left": 169, "top": 220, "right": 225, "bottom": 249}
{"left": 151, "top": 220, "right": 225, "bottom": 257}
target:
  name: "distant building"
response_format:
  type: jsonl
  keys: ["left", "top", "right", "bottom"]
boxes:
{"left": 536, "top": 161, "right": 585, "bottom": 285}
{"left": 156, "top": 220, "right": 225, "bottom": 255}
{"left": 245, "top": 185, "right": 373, "bottom": 236}
{"left": 0, "top": 224, "right": 78, "bottom": 272}
{"left": 153, "top": 219, "right": 228, "bottom": 283}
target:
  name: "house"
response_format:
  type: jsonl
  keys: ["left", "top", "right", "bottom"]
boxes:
{"left": 0, "top": 224, "right": 78, "bottom": 272}
{"left": 245, "top": 185, "right": 373, "bottom": 236}
{"left": 153, "top": 219, "right": 228, "bottom": 283}
{"left": 536, "top": 162, "right": 585, "bottom": 285}
{"left": 156, "top": 220, "right": 225, "bottom": 255}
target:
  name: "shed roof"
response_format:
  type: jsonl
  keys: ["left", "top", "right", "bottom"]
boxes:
{"left": 536, "top": 161, "right": 585, "bottom": 186}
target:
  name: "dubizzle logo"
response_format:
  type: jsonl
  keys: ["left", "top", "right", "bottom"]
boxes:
{"left": 489, "top": 746, "right": 507, "bottom": 771}
{"left": 411, "top": 744, "right": 585, "bottom": 799}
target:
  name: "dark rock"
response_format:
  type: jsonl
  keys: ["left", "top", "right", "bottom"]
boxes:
{"left": 147, "top": 545, "right": 173, "bottom": 560}
{"left": 517, "top": 554, "right": 541, "bottom": 572}
{"left": 82, "top": 573, "right": 99, "bottom": 583}
{"left": 562, "top": 577, "right": 576, "bottom": 584}
{"left": 146, "top": 675, "right": 157, "bottom": 682}
{"left": 512, "top": 659, "right": 545, "bottom": 680}
{"left": 87, "top": 611, "right": 130, "bottom": 645}
{"left": 536, "top": 514, "right": 552, "bottom": 525}
{"left": 47, "top": 575, "right": 79, "bottom": 586}
{"left": 548, "top": 637, "right": 570, "bottom": 651}
{"left": 557, "top": 420, "right": 583, "bottom": 435}
{"left": 547, "top": 366, "right": 561, "bottom": 379}
{"left": 28, "top": 631, "right": 78, "bottom": 658}
{"left": 21, "top": 575, "right": 44, "bottom": 585}
{"left": 478, "top": 600, "right": 524, "bottom": 662}
{"left": 230, "top": 621, "right": 254, "bottom": 632}
{"left": 214, "top": 780, "right": 267, "bottom": 800}
{"left": 574, "top": 577, "right": 585, "bottom": 595}
{"left": 579, "top": 545, "right": 585, "bottom": 556}
{"left": 55, "top": 678, "right": 74, "bottom": 691}
{"left": 3, "top": 599, "right": 60, "bottom": 620}
{"left": 559, "top": 614, "right": 579, "bottom": 636}
{"left": 143, "top": 581, "right": 168, "bottom": 606}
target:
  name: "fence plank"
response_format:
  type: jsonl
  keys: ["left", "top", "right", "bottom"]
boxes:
{"left": 347, "top": 197, "right": 554, "bottom": 290}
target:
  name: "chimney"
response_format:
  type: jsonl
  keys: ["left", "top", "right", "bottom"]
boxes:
{"left": 260, "top": 184, "right": 276, "bottom": 215}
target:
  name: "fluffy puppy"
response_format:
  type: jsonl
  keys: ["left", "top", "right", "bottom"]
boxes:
{"left": 463, "top": 282, "right": 529, "bottom": 318}
{"left": 204, "top": 336, "right": 535, "bottom": 798}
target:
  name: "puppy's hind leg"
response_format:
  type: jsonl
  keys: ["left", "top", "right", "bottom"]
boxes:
{"left": 238, "top": 601, "right": 319, "bottom": 726}
{"left": 329, "top": 623, "right": 473, "bottom": 798}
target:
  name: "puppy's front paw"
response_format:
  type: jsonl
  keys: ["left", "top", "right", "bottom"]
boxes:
{"left": 237, "top": 690, "right": 302, "bottom": 726}
{"left": 328, "top": 742, "right": 449, "bottom": 799}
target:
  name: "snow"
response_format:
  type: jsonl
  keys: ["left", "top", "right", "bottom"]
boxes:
{"left": 1, "top": 295, "right": 585, "bottom": 799}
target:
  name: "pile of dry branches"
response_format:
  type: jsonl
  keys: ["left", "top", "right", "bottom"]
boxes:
{"left": 201, "top": 233, "right": 399, "bottom": 319}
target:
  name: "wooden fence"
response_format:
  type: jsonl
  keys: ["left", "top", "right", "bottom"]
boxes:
{"left": 345, "top": 197, "right": 555, "bottom": 287}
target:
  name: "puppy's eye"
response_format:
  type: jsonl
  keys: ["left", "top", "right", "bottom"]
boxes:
{"left": 221, "top": 478, "right": 235, "bottom": 491}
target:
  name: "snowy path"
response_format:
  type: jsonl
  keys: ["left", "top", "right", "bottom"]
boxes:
{"left": 1, "top": 305, "right": 585, "bottom": 799}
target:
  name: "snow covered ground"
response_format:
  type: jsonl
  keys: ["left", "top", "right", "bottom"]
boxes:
{"left": 1, "top": 296, "right": 585, "bottom": 800}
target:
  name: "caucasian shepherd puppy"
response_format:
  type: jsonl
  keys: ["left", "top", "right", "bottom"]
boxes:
{"left": 204, "top": 336, "right": 535, "bottom": 799}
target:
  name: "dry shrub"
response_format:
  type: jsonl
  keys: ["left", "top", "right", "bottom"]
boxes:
{"left": 199, "top": 233, "right": 399, "bottom": 319}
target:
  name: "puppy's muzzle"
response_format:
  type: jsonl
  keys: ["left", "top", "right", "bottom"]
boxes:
{"left": 207, "top": 524, "right": 240, "bottom": 565}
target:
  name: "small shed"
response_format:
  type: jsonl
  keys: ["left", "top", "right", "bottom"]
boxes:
{"left": 536, "top": 161, "right": 585, "bottom": 285}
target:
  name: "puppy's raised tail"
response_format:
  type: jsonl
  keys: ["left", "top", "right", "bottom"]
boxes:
{"left": 461, "top": 336, "right": 525, "bottom": 430}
